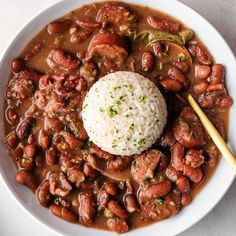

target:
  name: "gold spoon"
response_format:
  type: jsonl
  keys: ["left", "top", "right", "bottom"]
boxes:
{"left": 188, "top": 94, "right": 236, "bottom": 172}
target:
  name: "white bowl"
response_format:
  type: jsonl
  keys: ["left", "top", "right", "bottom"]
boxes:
{"left": 0, "top": 0, "right": 235, "bottom": 235}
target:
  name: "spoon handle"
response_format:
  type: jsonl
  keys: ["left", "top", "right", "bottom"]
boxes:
{"left": 188, "top": 94, "right": 236, "bottom": 172}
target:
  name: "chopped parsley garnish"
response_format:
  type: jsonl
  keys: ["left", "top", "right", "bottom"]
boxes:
{"left": 100, "top": 108, "right": 104, "bottom": 112}
{"left": 137, "top": 138, "right": 146, "bottom": 149}
{"left": 129, "top": 123, "right": 134, "bottom": 130}
{"left": 83, "top": 104, "right": 88, "bottom": 109}
{"left": 156, "top": 197, "right": 165, "bottom": 205}
{"left": 179, "top": 55, "right": 187, "bottom": 61}
{"left": 139, "top": 95, "right": 147, "bottom": 102}
{"left": 108, "top": 105, "right": 118, "bottom": 118}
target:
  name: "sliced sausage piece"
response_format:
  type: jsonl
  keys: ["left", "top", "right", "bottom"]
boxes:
{"left": 78, "top": 192, "right": 96, "bottom": 225}
{"left": 141, "top": 195, "right": 180, "bottom": 221}
{"left": 50, "top": 204, "right": 76, "bottom": 222}
{"left": 185, "top": 149, "right": 204, "bottom": 168}
{"left": 107, "top": 218, "right": 129, "bottom": 233}
{"left": 195, "top": 64, "right": 211, "bottom": 80}
{"left": 87, "top": 32, "right": 128, "bottom": 65}
{"left": 172, "top": 107, "right": 205, "bottom": 148}
{"left": 108, "top": 200, "right": 129, "bottom": 219}
{"left": 96, "top": 5, "right": 137, "bottom": 34}
{"left": 131, "top": 149, "right": 162, "bottom": 184}
{"left": 209, "top": 64, "right": 225, "bottom": 84}
{"left": 147, "top": 15, "right": 180, "bottom": 33}
{"left": 138, "top": 180, "right": 172, "bottom": 204}
{"left": 183, "top": 164, "right": 203, "bottom": 183}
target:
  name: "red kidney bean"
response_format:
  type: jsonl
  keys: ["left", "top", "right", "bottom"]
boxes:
{"left": 153, "top": 42, "right": 164, "bottom": 57}
{"left": 176, "top": 176, "right": 190, "bottom": 193}
{"left": 165, "top": 165, "right": 180, "bottom": 182}
{"left": 147, "top": 15, "right": 180, "bottom": 33}
{"left": 24, "top": 144, "right": 36, "bottom": 159}
{"left": 104, "top": 183, "right": 119, "bottom": 196}
{"left": 142, "top": 51, "right": 155, "bottom": 71}
{"left": 70, "top": 28, "right": 93, "bottom": 44}
{"left": 78, "top": 192, "right": 96, "bottom": 225}
{"left": 185, "top": 149, "right": 204, "bottom": 168}
{"left": 35, "top": 155, "right": 45, "bottom": 168}
{"left": 11, "top": 58, "right": 25, "bottom": 73}
{"left": 108, "top": 200, "right": 129, "bottom": 219}
{"left": 206, "top": 144, "right": 218, "bottom": 168}
{"left": 50, "top": 204, "right": 76, "bottom": 222}
{"left": 123, "top": 194, "right": 139, "bottom": 213}
{"left": 44, "top": 116, "right": 63, "bottom": 132}
{"left": 47, "top": 19, "right": 71, "bottom": 34}
{"left": 6, "top": 132, "right": 18, "bottom": 149}
{"left": 158, "top": 155, "right": 170, "bottom": 171}
{"left": 39, "top": 130, "right": 50, "bottom": 150}
{"left": 160, "top": 127, "right": 176, "bottom": 148}
{"left": 11, "top": 146, "right": 23, "bottom": 160}
{"left": 45, "top": 148, "right": 58, "bottom": 166}
{"left": 196, "top": 44, "right": 212, "bottom": 65}
{"left": 97, "top": 190, "right": 110, "bottom": 212}
{"left": 160, "top": 78, "right": 182, "bottom": 92}
{"left": 16, "top": 170, "right": 37, "bottom": 190}
{"left": 168, "top": 67, "right": 189, "bottom": 89}
{"left": 181, "top": 192, "right": 192, "bottom": 206}
{"left": 49, "top": 172, "right": 72, "bottom": 197}
{"left": 173, "top": 61, "right": 190, "bottom": 73}
{"left": 188, "top": 44, "right": 197, "bottom": 57}
{"left": 16, "top": 117, "right": 35, "bottom": 140}
{"left": 83, "top": 163, "right": 98, "bottom": 177}
{"left": 138, "top": 180, "right": 172, "bottom": 204}
{"left": 107, "top": 218, "right": 129, "bottom": 233}
{"left": 195, "top": 64, "right": 211, "bottom": 80}
{"left": 194, "top": 81, "right": 209, "bottom": 94}
{"left": 183, "top": 165, "right": 203, "bottom": 183}
{"left": 207, "top": 83, "right": 225, "bottom": 94}
{"left": 67, "top": 166, "right": 85, "bottom": 187}
{"left": 5, "top": 107, "right": 18, "bottom": 124}
{"left": 76, "top": 18, "right": 100, "bottom": 29}
{"left": 210, "top": 64, "right": 225, "bottom": 84}
{"left": 171, "top": 142, "right": 184, "bottom": 171}
{"left": 218, "top": 96, "right": 233, "bottom": 109}
{"left": 36, "top": 180, "right": 52, "bottom": 207}
{"left": 47, "top": 49, "right": 78, "bottom": 70}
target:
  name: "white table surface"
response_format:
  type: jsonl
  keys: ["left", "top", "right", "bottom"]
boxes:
{"left": 0, "top": 0, "right": 236, "bottom": 235}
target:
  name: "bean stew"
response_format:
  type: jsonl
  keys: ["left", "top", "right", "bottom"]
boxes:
{"left": 4, "top": 1, "right": 232, "bottom": 233}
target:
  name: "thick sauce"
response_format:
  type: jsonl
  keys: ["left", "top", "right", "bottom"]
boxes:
{"left": 4, "top": 1, "right": 232, "bottom": 233}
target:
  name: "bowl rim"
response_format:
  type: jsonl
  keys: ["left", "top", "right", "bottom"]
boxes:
{"left": 0, "top": 0, "right": 235, "bottom": 235}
